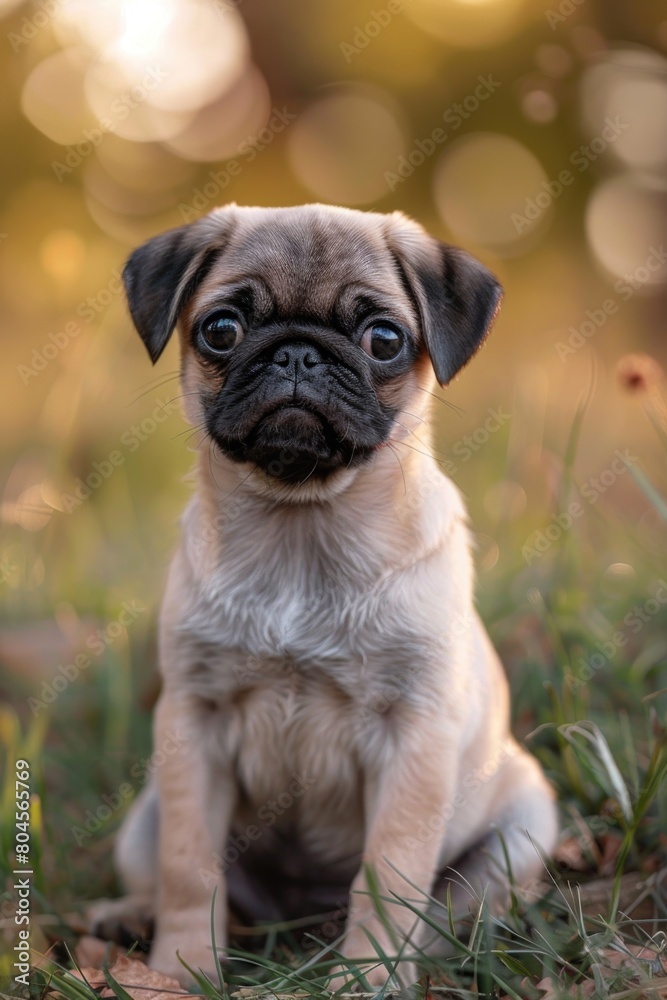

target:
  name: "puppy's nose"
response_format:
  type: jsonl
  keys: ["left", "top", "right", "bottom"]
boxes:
{"left": 270, "top": 340, "right": 325, "bottom": 373}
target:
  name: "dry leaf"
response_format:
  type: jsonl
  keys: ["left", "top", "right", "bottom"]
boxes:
{"left": 598, "top": 832, "right": 623, "bottom": 875}
{"left": 71, "top": 955, "right": 196, "bottom": 1000}
{"left": 600, "top": 942, "right": 667, "bottom": 977}
{"left": 555, "top": 836, "right": 592, "bottom": 873}
{"left": 534, "top": 975, "right": 596, "bottom": 998}
{"left": 69, "top": 966, "right": 108, "bottom": 991}
{"left": 73, "top": 936, "right": 119, "bottom": 970}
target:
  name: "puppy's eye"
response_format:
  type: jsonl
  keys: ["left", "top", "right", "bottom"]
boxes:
{"left": 199, "top": 311, "right": 244, "bottom": 354}
{"left": 361, "top": 323, "right": 404, "bottom": 362}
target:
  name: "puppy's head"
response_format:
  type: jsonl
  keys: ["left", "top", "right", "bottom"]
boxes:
{"left": 123, "top": 204, "right": 501, "bottom": 499}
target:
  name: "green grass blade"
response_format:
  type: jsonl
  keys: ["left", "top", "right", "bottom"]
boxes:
{"left": 103, "top": 965, "right": 137, "bottom": 1000}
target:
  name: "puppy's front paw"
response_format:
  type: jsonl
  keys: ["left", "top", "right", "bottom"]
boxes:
{"left": 85, "top": 894, "right": 154, "bottom": 946}
{"left": 328, "top": 962, "right": 415, "bottom": 993}
{"left": 149, "top": 934, "right": 223, "bottom": 988}
{"left": 328, "top": 961, "right": 397, "bottom": 992}
{"left": 331, "top": 927, "right": 416, "bottom": 992}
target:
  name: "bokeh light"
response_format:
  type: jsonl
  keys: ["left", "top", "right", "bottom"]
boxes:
{"left": 164, "top": 66, "right": 271, "bottom": 162}
{"left": 404, "top": 0, "right": 527, "bottom": 48}
{"left": 0, "top": 0, "right": 665, "bottom": 643}
{"left": 21, "top": 49, "right": 93, "bottom": 145}
{"left": 433, "top": 132, "right": 550, "bottom": 253}
{"left": 39, "top": 229, "right": 87, "bottom": 283}
{"left": 56, "top": 0, "right": 250, "bottom": 113}
{"left": 535, "top": 44, "right": 574, "bottom": 79}
{"left": 1, "top": 2, "right": 666, "bottom": 945}
{"left": 585, "top": 175, "right": 667, "bottom": 285}
{"left": 580, "top": 48, "right": 667, "bottom": 183}
{"left": 521, "top": 89, "right": 558, "bottom": 124}
{"left": 288, "top": 89, "right": 405, "bottom": 205}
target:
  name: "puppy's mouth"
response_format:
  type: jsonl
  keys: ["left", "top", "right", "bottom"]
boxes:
{"left": 204, "top": 335, "right": 396, "bottom": 485}
{"left": 214, "top": 401, "right": 373, "bottom": 483}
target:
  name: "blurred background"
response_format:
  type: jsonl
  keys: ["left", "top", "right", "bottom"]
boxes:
{"left": 0, "top": 0, "right": 666, "bottom": 938}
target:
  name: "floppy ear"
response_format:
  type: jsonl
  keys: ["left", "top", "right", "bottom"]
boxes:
{"left": 122, "top": 215, "right": 231, "bottom": 363}
{"left": 387, "top": 222, "right": 502, "bottom": 386}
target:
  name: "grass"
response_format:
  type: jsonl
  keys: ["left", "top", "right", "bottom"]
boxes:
{"left": 1, "top": 380, "right": 666, "bottom": 1000}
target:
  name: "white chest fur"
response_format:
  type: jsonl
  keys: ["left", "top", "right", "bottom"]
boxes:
{"left": 162, "top": 476, "right": 476, "bottom": 860}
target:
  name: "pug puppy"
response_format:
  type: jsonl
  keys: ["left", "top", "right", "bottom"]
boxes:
{"left": 91, "top": 204, "right": 558, "bottom": 988}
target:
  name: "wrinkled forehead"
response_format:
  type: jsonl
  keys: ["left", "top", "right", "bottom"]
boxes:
{"left": 192, "top": 208, "right": 416, "bottom": 324}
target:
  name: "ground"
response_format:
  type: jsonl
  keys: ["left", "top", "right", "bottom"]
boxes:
{"left": 1, "top": 362, "right": 666, "bottom": 1000}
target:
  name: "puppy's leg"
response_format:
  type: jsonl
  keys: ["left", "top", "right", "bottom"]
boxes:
{"left": 115, "top": 779, "right": 159, "bottom": 896}
{"left": 334, "top": 720, "right": 458, "bottom": 989}
{"left": 86, "top": 782, "right": 158, "bottom": 943}
{"left": 148, "top": 691, "right": 236, "bottom": 985}
{"left": 426, "top": 751, "right": 558, "bottom": 955}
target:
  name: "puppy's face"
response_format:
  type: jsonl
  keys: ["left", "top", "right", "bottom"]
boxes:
{"left": 123, "top": 204, "right": 501, "bottom": 497}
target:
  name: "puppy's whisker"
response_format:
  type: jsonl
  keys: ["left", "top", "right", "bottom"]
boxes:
{"left": 394, "top": 438, "right": 455, "bottom": 475}
{"left": 206, "top": 443, "right": 254, "bottom": 505}
{"left": 290, "top": 458, "right": 319, "bottom": 487}
{"left": 127, "top": 371, "right": 181, "bottom": 405}
{"left": 393, "top": 425, "right": 449, "bottom": 464}
{"left": 415, "top": 385, "right": 465, "bottom": 416}
{"left": 385, "top": 441, "right": 407, "bottom": 495}
{"left": 399, "top": 430, "right": 456, "bottom": 469}
{"left": 390, "top": 423, "right": 436, "bottom": 453}
{"left": 207, "top": 438, "right": 228, "bottom": 495}
{"left": 221, "top": 470, "right": 254, "bottom": 504}
{"left": 397, "top": 409, "right": 429, "bottom": 427}
{"left": 263, "top": 469, "right": 291, "bottom": 504}
{"left": 183, "top": 427, "right": 209, "bottom": 450}
{"left": 208, "top": 438, "right": 253, "bottom": 498}
{"left": 171, "top": 422, "right": 207, "bottom": 441}
{"left": 337, "top": 420, "right": 357, "bottom": 468}
{"left": 160, "top": 391, "right": 201, "bottom": 408}
{"left": 131, "top": 368, "right": 180, "bottom": 390}
{"left": 392, "top": 419, "right": 433, "bottom": 446}
{"left": 339, "top": 419, "right": 353, "bottom": 446}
